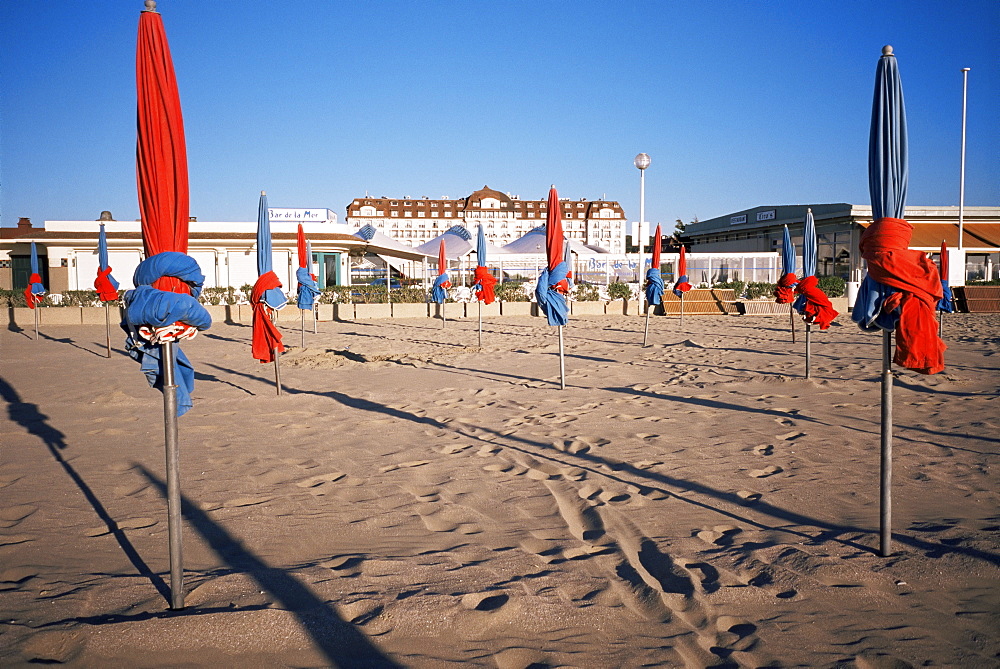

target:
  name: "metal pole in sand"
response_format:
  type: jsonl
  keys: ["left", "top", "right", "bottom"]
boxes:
{"left": 805, "top": 323, "right": 812, "bottom": 379}
{"left": 789, "top": 304, "right": 796, "bottom": 344}
{"left": 478, "top": 300, "right": 483, "bottom": 347}
{"left": 558, "top": 325, "right": 566, "bottom": 390}
{"left": 642, "top": 302, "right": 652, "bottom": 347}
{"left": 880, "top": 329, "right": 893, "bottom": 557}
{"left": 34, "top": 305, "right": 39, "bottom": 340}
{"left": 300, "top": 309, "right": 305, "bottom": 349}
{"left": 270, "top": 309, "right": 282, "bottom": 396}
{"left": 441, "top": 302, "right": 446, "bottom": 328}
{"left": 105, "top": 303, "right": 112, "bottom": 358}
{"left": 313, "top": 304, "right": 317, "bottom": 333}
{"left": 679, "top": 294, "right": 685, "bottom": 329}
{"left": 161, "top": 340, "right": 185, "bottom": 609}
{"left": 938, "top": 311, "right": 943, "bottom": 338}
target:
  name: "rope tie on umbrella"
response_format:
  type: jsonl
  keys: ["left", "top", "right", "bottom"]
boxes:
{"left": 644, "top": 266, "right": 664, "bottom": 305}
{"left": 535, "top": 261, "right": 571, "bottom": 326}
{"left": 773, "top": 273, "right": 798, "bottom": 303}
{"left": 251, "top": 271, "right": 285, "bottom": 363}
{"left": 295, "top": 267, "right": 319, "bottom": 310}
{"left": 792, "top": 276, "right": 839, "bottom": 329}
{"left": 24, "top": 274, "right": 46, "bottom": 308}
{"left": 432, "top": 273, "right": 452, "bottom": 303}
{"left": 122, "top": 251, "right": 212, "bottom": 415}
{"left": 473, "top": 266, "right": 497, "bottom": 304}
{"left": 855, "top": 217, "right": 946, "bottom": 374}
{"left": 95, "top": 266, "right": 120, "bottom": 302}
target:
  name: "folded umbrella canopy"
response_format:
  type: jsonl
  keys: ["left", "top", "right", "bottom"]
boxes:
{"left": 473, "top": 224, "right": 497, "bottom": 304}
{"left": 773, "top": 225, "right": 797, "bottom": 303}
{"left": 24, "top": 242, "right": 46, "bottom": 308}
{"left": 937, "top": 241, "right": 954, "bottom": 313}
{"left": 852, "top": 46, "right": 944, "bottom": 375}
{"left": 251, "top": 191, "right": 285, "bottom": 365}
{"left": 644, "top": 225, "right": 664, "bottom": 306}
{"left": 127, "top": 2, "right": 211, "bottom": 610}
{"left": 672, "top": 245, "right": 691, "bottom": 298}
{"left": 793, "top": 209, "right": 839, "bottom": 329}
{"left": 94, "top": 224, "right": 120, "bottom": 302}
{"left": 296, "top": 224, "right": 319, "bottom": 311}
{"left": 534, "top": 186, "right": 570, "bottom": 327}
{"left": 432, "top": 239, "right": 451, "bottom": 304}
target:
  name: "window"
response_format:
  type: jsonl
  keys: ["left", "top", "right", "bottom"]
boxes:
{"left": 360, "top": 206, "right": 376, "bottom": 216}
{"left": 418, "top": 212, "right": 425, "bottom": 217}
{"left": 405, "top": 212, "right": 413, "bottom": 217}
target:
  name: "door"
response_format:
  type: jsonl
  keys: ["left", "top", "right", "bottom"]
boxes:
{"left": 11, "top": 255, "right": 48, "bottom": 292}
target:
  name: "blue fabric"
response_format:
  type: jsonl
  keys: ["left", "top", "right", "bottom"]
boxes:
{"left": 98, "top": 225, "right": 120, "bottom": 291}
{"left": 781, "top": 225, "right": 796, "bottom": 277}
{"left": 123, "top": 252, "right": 212, "bottom": 416}
{"left": 802, "top": 211, "right": 817, "bottom": 279}
{"left": 858, "top": 49, "right": 909, "bottom": 333}
{"left": 535, "top": 262, "right": 570, "bottom": 327}
{"left": 869, "top": 52, "right": 908, "bottom": 222}
{"left": 256, "top": 193, "right": 287, "bottom": 310}
{"left": 28, "top": 242, "right": 45, "bottom": 295}
{"left": 851, "top": 274, "right": 900, "bottom": 332}
{"left": 645, "top": 266, "right": 664, "bottom": 305}
{"left": 296, "top": 267, "right": 319, "bottom": 310}
{"left": 937, "top": 280, "right": 954, "bottom": 313}
{"left": 672, "top": 275, "right": 689, "bottom": 298}
{"left": 432, "top": 273, "right": 450, "bottom": 304}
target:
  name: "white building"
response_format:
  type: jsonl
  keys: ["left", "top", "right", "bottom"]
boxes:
{"left": 345, "top": 185, "right": 628, "bottom": 253}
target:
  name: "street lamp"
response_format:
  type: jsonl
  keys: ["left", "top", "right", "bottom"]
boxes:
{"left": 634, "top": 153, "right": 650, "bottom": 287}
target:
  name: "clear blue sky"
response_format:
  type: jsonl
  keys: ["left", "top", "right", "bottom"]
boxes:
{"left": 1, "top": 1, "right": 997, "bottom": 233}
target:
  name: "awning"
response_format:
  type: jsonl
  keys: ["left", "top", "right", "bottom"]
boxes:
{"left": 858, "top": 222, "right": 1000, "bottom": 250}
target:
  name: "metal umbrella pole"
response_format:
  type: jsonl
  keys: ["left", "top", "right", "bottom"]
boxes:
{"left": 300, "top": 309, "right": 305, "bottom": 348}
{"left": 880, "top": 329, "right": 893, "bottom": 557}
{"left": 313, "top": 304, "right": 317, "bottom": 333}
{"left": 34, "top": 306, "right": 39, "bottom": 341}
{"left": 805, "top": 323, "right": 812, "bottom": 378}
{"left": 558, "top": 325, "right": 566, "bottom": 390}
{"left": 679, "top": 294, "right": 685, "bottom": 329}
{"left": 271, "top": 309, "right": 282, "bottom": 395}
{"left": 105, "top": 304, "right": 112, "bottom": 357}
{"left": 478, "top": 300, "right": 483, "bottom": 347}
{"left": 789, "top": 304, "right": 796, "bottom": 343}
{"left": 441, "top": 302, "right": 446, "bottom": 328}
{"left": 161, "top": 340, "right": 185, "bottom": 609}
{"left": 642, "top": 306, "right": 651, "bottom": 346}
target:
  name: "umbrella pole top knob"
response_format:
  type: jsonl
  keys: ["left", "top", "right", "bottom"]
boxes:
{"left": 261, "top": 190, "right": 266, "bottom": 196}
{"left": 882, "top": 45, "right": 894, "bottom": 56}
{"left": 144, "top": 0, "right": 157, "bottom": 10}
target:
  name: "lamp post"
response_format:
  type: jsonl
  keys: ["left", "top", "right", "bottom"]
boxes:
{"left": 634, "top": 153, "right": 650, "bottom": 290}
{"left": 958, "top": 67, "right": 970, "bottom": 256}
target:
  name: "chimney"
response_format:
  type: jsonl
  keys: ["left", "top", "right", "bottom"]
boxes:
{"left": 17, "top": 217, "right": 32, "bottom": 230}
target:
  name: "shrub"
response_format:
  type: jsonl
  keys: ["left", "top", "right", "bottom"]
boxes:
{"left": 712, "top": 280, "right": 747, "bottom": 298}
{"left": 495, "top": 282, "right": 529, "bottom": 302}
{"left": 744, "top": 282, "right": 776, "bottom": 300}
{"left": 607, "top": 281, "right": 633, "bottom": 301}
{"left": 199, "top": 286, "right": 239, "bottom": 305}
{"left": 572, "top": 283, "right": 601, "bottom": 302}
{"left": 966, "top": 278, "right": 1000, "bottom": 286}
{"left": 817, "top": 275, "right": 846, "bottom": 297}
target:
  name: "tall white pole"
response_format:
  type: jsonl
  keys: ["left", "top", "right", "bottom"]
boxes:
{"left": 958, "top": 67, "right": 970, "bottom": 252}
{"left": 638, "top": 167, "right": 645, "bottom": 286}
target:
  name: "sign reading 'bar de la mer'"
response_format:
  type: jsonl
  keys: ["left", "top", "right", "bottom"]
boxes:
{"left": 730, "top": 214, "right": 747, "bottom": 225}
{"left": 267, "top": 208, "right": 338, "bottom": 223}
{"left": 756, "top": 210, "right": 776, "bottom": 221}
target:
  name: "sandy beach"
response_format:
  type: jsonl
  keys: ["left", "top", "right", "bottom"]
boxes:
{"left": 1, "top": 312, "right": 998, "bottom": 668}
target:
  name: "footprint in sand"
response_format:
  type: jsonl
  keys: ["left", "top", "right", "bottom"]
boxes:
{"left": 0, "top": 504, "right": 37, "bottom": 528}
{"left": 295, "top": 472, "right": 346, "bottom": 488}
{"left": 748, "top": 465, "right": 783, "bottom": 478}
{"left": 461, "top": 591, "right": 509, "bottom": 611}
{"left": 696, "top": 525, "right": 742, "bottom": 546}
{"left": 736, "top": 490, "right": 763, "bottom": 504}
{"left": 777, "top": 430, "right": 806, "bottom": 441}
{"left": 753, "top": 444, "right": 774, "bottom": 455}
{"left": 0, "top": 566, "right": 37, "bottom": 586}
{"left": 224, "top": 496, "right": 274, "bottom": 508}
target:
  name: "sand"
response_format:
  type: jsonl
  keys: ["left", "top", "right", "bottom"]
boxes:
{"left": 1, "top": 312, "right": 998, "bottom": 668}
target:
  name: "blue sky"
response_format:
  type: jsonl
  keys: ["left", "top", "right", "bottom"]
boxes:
{"left": 1, "top": 1, "right": 997, "bottom": 233}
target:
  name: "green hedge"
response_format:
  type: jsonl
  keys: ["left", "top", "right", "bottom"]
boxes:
{"left": 495, "top": 282, "right": 530, "bottom": 302}
{"left": 572, "top": 283, "right": 601, "bottom": 302}
{"left": 607, "top": 281, "right": 633, "bottom": 301}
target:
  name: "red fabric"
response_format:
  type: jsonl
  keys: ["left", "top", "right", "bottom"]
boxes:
{"left": 297, "top": 224, "right": 308, "bottom": 269}
{"left": 794, "top": 276, "right": 839, "bottom": 329}
{"left": 939, "top": 240, "right": 948, "bottom": 279}
{"left": 774, "top": 273, "right": 798, "bottom": 303}
{"left": 250, "top": 271, "right": 285, "bottom": 363}
{"left": 545, "top": 186, "right": 564, "bottom": 272}
{"left": 94, "top": 267, "right": 119, "bottom": 302}
{"left": 136, "top": 10, "right": 189, "bottom": 294}
{"left": 24, "top": 273, "right": 44, "bottom": 309}
{"left": 437, "top": 239, "right": 447, "bottom": 276}
{"left": 861, "top": 217, "right": 945, "bottom": 374}
{"left": 651, "top": 225, "right": 661, "bottom": 268}
{"left": 474, "top": 266, "right": 497, "bottom": 304}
